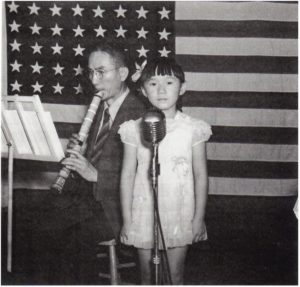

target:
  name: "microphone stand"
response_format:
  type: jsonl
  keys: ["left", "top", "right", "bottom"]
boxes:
{"left": 143, "top": 108, "right": 172, "bottom": 284}
{"left": 150, "top": 143, "right": 160, "bottom": 285}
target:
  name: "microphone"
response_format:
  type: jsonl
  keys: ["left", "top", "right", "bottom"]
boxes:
{"left": 142, "top": 109, "right": 166, "bottom": 144}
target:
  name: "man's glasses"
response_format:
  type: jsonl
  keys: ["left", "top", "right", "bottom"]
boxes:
{"left": 87, "top": 67, "right": 120, "bottom": 79}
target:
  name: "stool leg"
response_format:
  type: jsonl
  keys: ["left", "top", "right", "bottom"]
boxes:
{"left": 109, "top": 245, "right": 119, "bottom": 284}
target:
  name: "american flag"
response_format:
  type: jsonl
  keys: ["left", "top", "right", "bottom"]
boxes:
{"left": 2, "top": 1, "right": 298, "bottom": 200}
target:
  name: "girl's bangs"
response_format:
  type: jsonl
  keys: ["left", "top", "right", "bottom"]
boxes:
{"left": 154, "top": 63, "right": 174, "bottom": 77}
{"left": 140, "top": 58, "right": 185, "bottom": 84}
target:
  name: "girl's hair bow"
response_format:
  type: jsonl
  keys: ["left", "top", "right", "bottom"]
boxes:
{"left": 131, "top": 60, "right": 147, "bottom": 83}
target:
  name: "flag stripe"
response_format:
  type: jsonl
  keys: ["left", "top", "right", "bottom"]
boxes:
{"left": 39, "top": 95, "right": 92, "bottom": 105}
{"left": 2, "top": 159, "right": 60, "bottom": 172}
{"left": 208, "top": 160, "right": 297, "bottom": 179}
{"left": 175, "top": 2, "right": 298, "bottom": 22}
{"left": 176, "top": 37, "right": 298, "bottom": 57}
{"left": 176, "top": 55, "right": 297, "bottom": 74}
{"left": 183, "top": 107, "right": 297, "bottom": 128}
{"left": 185, "top": 73, "right": 297, "bottom": 93}
{"left": 208, "top": 178, "right": 297, "bottom": 196}
{"left": 55, "top": 123, "right": 81, "bottom": 138}
{"left": 175, "top": 20, "right": 297, "bottom": 38}
{"left": 60, "top": 138, "right": 297, "bottom": 162}
{"left": 182, "top": 92, "right": 297, "bottom": 110}
{"left": 211, "top": 126, "right": 297, "bottom": 145}
{"left": 207, "top": 143, "right": 297, "bottom": 162}
{"left": 4, "top": 158, "right": 296, "bottom": 179}
{"left": 55, "top": 123, "right": 297, "bottom": 145}
{"left": 64, "top": 139, "right": 299, "bottom": 163}
{"left": 2, "top": 174, "right": 297, "bottom": 197}
{"left": 44, "top": 105, "right": 297, "bottom": 128}
{"left": 43, "top": 103, "right": 87, "bottom": 123}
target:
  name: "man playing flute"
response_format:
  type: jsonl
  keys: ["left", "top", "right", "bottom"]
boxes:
{"left": 32, "top": 40, "right": 146, "bottom": 284}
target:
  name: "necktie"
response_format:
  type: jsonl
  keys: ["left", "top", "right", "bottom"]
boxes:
{"left": 96, "top": 107, "right": 110, "bottom": 143}
{"left": 89, "top": 107, "right": 111, "bottom": 164}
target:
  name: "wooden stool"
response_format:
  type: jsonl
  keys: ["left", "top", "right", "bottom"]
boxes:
{"left": 98, "top": 239, "right": 135, "bottom": 285}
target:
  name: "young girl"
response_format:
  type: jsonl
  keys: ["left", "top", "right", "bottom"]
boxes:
{"left": 118, "top": 58, "right": 212, "bottom": 284}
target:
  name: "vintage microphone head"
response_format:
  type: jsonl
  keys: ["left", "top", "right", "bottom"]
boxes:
{"left": 142, "top": 109, "right": 166, "bottom": 144}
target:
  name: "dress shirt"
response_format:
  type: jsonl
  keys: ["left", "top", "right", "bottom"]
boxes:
{"left": 97, "top": 88, "right": 129, "bottom": 137}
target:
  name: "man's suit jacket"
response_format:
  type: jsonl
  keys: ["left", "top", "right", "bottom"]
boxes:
{"left": 85, "top": 90, "right": 147, "bottom": 237}
{"left": 39, "top": 91, "right": 147, "bottom": 243}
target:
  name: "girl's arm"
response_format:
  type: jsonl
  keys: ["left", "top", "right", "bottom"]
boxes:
{"left": 192, "top": 142, "right": 208, "bottom": 242}
{"left": 120, "top": 142, "right": 137, "bottom": 242}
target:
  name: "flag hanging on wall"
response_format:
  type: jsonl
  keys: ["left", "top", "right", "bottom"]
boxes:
{"left": 3, "top": 1, "right": 298, "bottom": 199}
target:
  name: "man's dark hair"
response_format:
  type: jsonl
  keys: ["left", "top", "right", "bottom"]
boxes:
{"left": 86, "top": 40, "right": 129, "bottom": 68}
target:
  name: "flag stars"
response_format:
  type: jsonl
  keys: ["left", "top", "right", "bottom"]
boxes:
{"left": 53, "top": 63, "right": 64, "bottom": 75}
{"left": 73, "top": 25, "right": 85, "bottom": 37}
{"left": 74, "top": 84, "right": 83, "bottom": 94}
{"left": 10, "top": 39, "right": 21, "bottom": 52}
{"left": 93, "top": 5, "right": 105, "bottom": 18}
{"left": 31, "top": 81, "right": 43, "bottom": 93}
{"left": 9, "top": 20, "right": 21, "bottom": 32}
{"left": 136, "top": 27, "right": 148, "bottom": 39}
{"left": 10, "top": 60, "right": 22, "bottom": 72}
{"left": 31, "top": 61, "right": 43, "bottom": 74}
{"left": 136, "top": 6, "right": 148, "bottom": 19}
{"left": 73, "top": 44, "right": 85, "bottom": 56}
{"left": 51, "top": 43, "right": 63, "bottom": 55}
{"left": 53, "top": 83, "right": 64, "bottom": 94}
{"left": 51, "top": 23, "right": 63, "bottom": 36}
{"left": 28, "top": 3, "right": 40, "bottom": 15}
{"left": 30, "top": 22, "right": 42, "bottom": 35}
{"left": 50, "top": 4, "right": 62, "bottom": 16}
{"left": 115, "top": 25, "right": 127, "bottom": 38}
{"left": 10, "top": 80, "right": 22, "bottom": 92}
{"left": 72, "top": 4, "right": 84, "bottom": 16}
{"left": 158, "top": 6, "right": 171, "bottom": 20}
{"left": 158, "top": 28, "right": 171, "bottom": 40}
{"left": 94, "top": 25, "right": 106, "bottom": 37}
{"left": 8, "top": 2, "right": 19, "bottom": 13}
{"left": 158, "top": 46, "right": 171, "bottom": 57}
{"left": 31, "top": 42, "right": 42, "bottom": 54}
{"left": 137, "top": 45, "right": 149, "bottom": 58}
{"left": 114, "top": 5, "right": 127, "bottom": 18}
{"left": 74, "top": 64, "right": 83, "bottom": 76}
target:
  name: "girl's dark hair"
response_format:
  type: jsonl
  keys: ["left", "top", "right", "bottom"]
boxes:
{"left": 139, "top": 58, "right": 185, "bottom": 86}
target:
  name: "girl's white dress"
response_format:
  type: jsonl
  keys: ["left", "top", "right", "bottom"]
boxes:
{"left": 118, "top": 111, "right": 212, "bottom": 249}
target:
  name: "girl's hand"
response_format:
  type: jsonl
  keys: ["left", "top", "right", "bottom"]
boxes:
{"left": 61, "top": 149, "right": 97, "bottom": 182}
{"left": 192, "top": 218, "right": 207, "bottom": 243}
{"left": 120, "top": 223, "right": 131, "bottom": 244}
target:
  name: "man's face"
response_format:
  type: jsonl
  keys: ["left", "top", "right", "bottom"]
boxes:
{"left": 88, "top": 50, "right": 123, "bottom": 104}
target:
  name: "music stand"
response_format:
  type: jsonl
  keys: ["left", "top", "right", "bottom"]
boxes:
{"left": 1, "top": 95, "right": 64, "bottom": 272}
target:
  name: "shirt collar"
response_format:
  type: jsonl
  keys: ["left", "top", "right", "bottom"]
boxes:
{"left": 104, "top": 88, "right": 129, "bottom": 122}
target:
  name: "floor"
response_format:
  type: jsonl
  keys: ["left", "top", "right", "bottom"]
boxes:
{"left": 1, "top": 190, "right": 298, "bottom": 285}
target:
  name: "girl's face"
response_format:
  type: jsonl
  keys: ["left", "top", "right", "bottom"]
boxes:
{"left": 141, "top": 74, "right": 186, "bottom": 117}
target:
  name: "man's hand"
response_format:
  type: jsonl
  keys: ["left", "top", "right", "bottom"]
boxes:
{"left": 67, "top": 133, "right": 80, "bottom": 149}
{"left": 61, "top": 149, "right": 98, "bottom": 182}
{"left": 67, "top": 133, "right": 87, "bottom": 152}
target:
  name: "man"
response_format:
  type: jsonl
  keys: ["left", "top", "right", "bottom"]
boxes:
{"left": 61, "top": 41, "right": 146, "bottom": 237}
{"left": 33, "top": 41, "right": 147, "bottom": 284}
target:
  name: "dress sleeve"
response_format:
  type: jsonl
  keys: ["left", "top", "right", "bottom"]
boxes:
{"left": 192, "top": 120, "right": 212, "bottom": 146}
{"left": 118, "top": 120, "right": 138, "bottom": 147}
